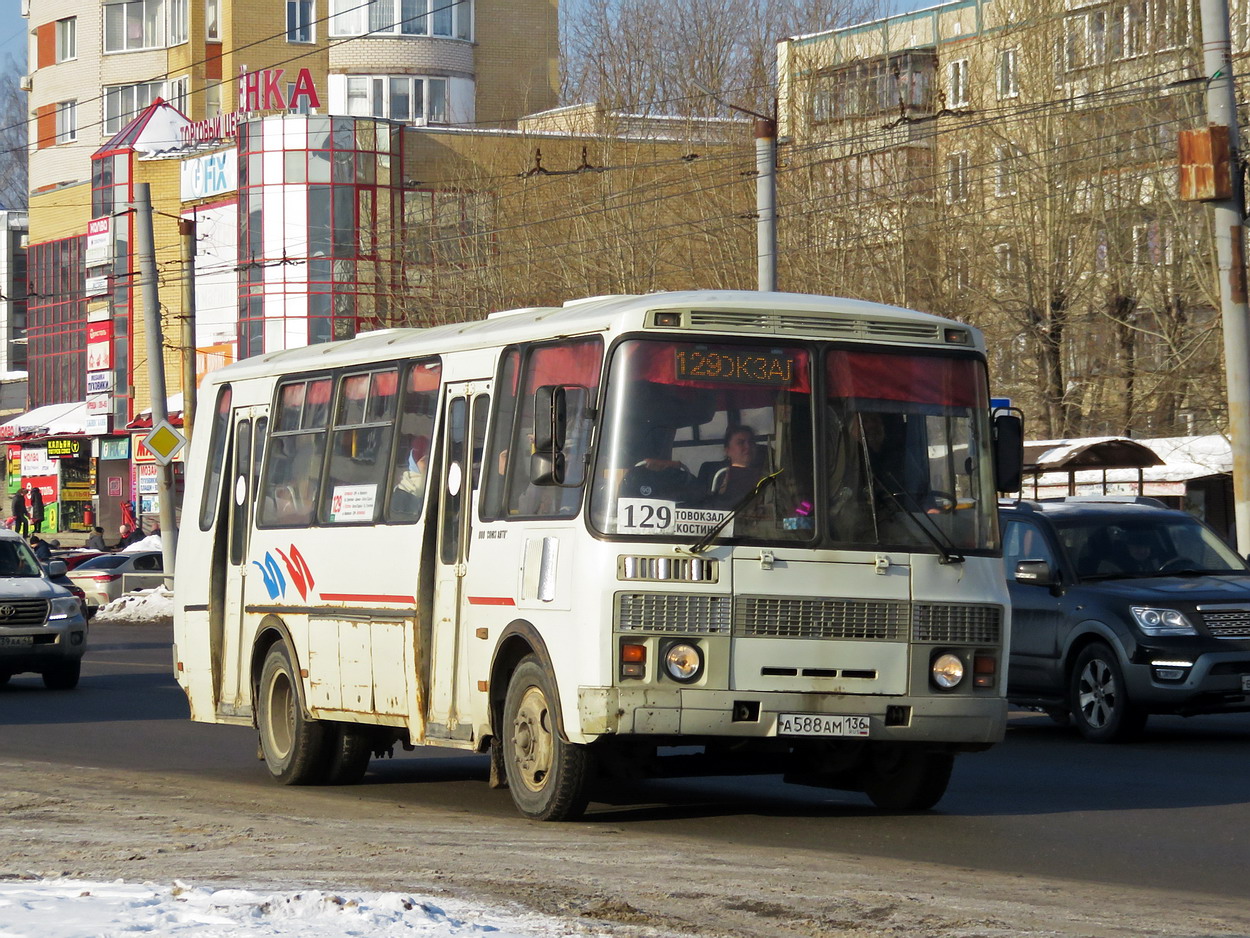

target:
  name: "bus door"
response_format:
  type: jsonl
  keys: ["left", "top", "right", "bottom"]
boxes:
{"left": 216, "top": 405, "right": 267, "bottom": 715}
{"left": 427, "top": 384, "right": 490, "bottom": 738}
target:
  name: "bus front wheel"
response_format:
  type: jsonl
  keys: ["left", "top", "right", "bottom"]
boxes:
{"left": 257, "top": 640, "right": 330, "bottom": 785}
{"left": 862, "top": 745, "right": 953, "bottom": 811}
{"left": 502, "top": 656, "right": 591, "bottom": 821}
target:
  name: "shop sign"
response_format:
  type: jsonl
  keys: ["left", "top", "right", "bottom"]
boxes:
{"left": 87, "top": 305, "right": 111, "bottom": 323}
{"left": 138, "top": 463, "right": 159, "bottom": 495}
{"left": 60, "top": 484, "right": 92, "bottom": 502}
{"left": 177, "top": 67, "right": 320, "bottom": 148}
{"left": 25, "top": 475, "right": 58, "bottom": 503}
{"left": 86, "top": 393, "right": 112, "bottom": 415}
{"left": 46, "top": 438, "right": 82, "bottom": 459}
{"left": 87, "top": 322, "right": 112, "bottom": 372}
{"left": 21, "top": 447, "right": 54, "bottom": 477}
{"left": 100, "top": 438, "right": 130, "bottom": 461}
{"left": 181, "top": 149, "right": 237, "bottom": 200}
{"left": 87, "top": 371, "right": 115, "bottom": 395}
{"left": 86, "top": 274, "right": 111, "bottom": 297}
{"left": 107, "top": 476, "right": 123, "bottom": 498}
{"left": 85, "top": 217, "right": 112, "bottom": 268}
{"left": 85, "top": 414, "right": 111, "bottom": 437}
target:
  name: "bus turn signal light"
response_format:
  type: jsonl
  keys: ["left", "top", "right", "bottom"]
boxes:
{"left": 621, "top": 643, "right": 646, "bottom": 679}
{"left": 973, "top": 655, "right": 996, "bottom": 688}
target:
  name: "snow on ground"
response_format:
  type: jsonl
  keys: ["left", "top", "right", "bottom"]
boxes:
{"left": 0, "top": 879, "right": 608, "bottom": 938}
{"left": 92, "top": 585, "right": 175, "bottom": 624}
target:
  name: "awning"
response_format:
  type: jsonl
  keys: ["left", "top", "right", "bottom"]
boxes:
{"left": 0, "top": 401, "right": 89, "bottom": 440}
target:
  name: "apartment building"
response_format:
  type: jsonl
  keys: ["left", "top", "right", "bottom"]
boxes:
{"left": 777, "top": 0, "right": 1229, "bottom": 438}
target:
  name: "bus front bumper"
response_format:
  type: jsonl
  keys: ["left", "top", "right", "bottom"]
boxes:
{"left": 577, "top": 686, "right": 1007, "bottom": 746}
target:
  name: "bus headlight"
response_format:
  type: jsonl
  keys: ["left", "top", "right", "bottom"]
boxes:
{"left": 931, "top": 652, "right": 965, "bottom": 689}
{"left": 663, "top": 642, "right": 703, "bottom": 683}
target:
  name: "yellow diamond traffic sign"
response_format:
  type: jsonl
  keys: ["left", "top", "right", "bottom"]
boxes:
{"left": 142, "top": 420, "right": 187, "bottom": 466}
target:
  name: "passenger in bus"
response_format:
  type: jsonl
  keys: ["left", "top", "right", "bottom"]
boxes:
{"left": 392, "top": 435, "right": 430, "bottom": 515}
{"left": 700, "top": 425, "right": 766, "bottom": 508}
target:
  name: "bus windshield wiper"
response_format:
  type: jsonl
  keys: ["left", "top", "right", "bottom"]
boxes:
{"left": 685, "top": 470, "right": 784, "bottom": 555}
{"left": 873, "top": 470, "right": 964, "bottom": 565}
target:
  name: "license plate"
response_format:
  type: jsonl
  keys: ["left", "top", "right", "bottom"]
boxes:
{"left": 778, "top": 713, "right": 870, "bottom": 737}
{"left": 1242, "top": 675, "right": 1250, "bottom": 693}
{"left": 0, "top": 635, "right": 33, "bottom": 647}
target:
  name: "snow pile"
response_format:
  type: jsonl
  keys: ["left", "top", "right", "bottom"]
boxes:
{"left": 120, "top": 534, "right": 164, "bottom": 552}
{"left": 0, "top": 879, "right": 580, "bottom": 937}
{"left": 93, "top": 586, "right": 175, "bottom": 624}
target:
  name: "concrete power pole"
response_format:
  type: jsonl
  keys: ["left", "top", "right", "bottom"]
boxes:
{"left": 1198, "top": 0, "right": 1250, "bottom": 552}
{"left": 132, "top": 183, "right": 178, "bottom": 581}
{"left": 755, "top": 117, "right": 777, "bottom": 293}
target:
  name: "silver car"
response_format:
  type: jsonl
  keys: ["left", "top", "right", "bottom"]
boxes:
{"left": 68, "top": 551, "right": 164, "bottom": 613}
{"left": 0, "top": 530, "right": 89, "bottom": 690}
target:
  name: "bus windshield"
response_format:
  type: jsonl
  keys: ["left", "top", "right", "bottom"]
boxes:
{"left": 590, "top": 338, "right": 998, "bottom": 552}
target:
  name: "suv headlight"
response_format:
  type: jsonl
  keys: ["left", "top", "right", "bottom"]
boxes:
{"left": 1130, "top": 606, "right": 1196, "bottom": 636}
{"left": 48, "top": 596, "right": 82, "bottom": 621}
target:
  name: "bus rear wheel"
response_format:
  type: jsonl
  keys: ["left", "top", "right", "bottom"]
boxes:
{"left": 257, "top": 640, "right": 329, "bottom": 785}
{"left": 502, "top": 656, "right": 591, "bottom": 821}
{"left": 322, "top": 725, "right": 373, "bottom": 785}
{"left": 862, "top": 745, "right": 953, "bottom": 811}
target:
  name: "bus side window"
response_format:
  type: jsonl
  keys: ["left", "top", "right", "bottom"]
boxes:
{"left": 386, "top": 359, "right": 442, "bottom": 522}
{"left": 258, "top": 378, "right": 331, "bottom": 527}
{"left": 322, "top": 369, "right": 398, "bottom": 524}
{"left": 198, "top": 384, "right": 233, "bottom": 532}
{"left": 481, "top": 349, "right": 521, "bottom": 521}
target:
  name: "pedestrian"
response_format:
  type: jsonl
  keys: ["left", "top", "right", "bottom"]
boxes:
{"left": 9, "top": 488, "right": 28, "bottom": 538}
{"left": 116, "top": 523, "right": 142, "bottom": 550}
{"left": 29, "top": 535, "right": 51, "bottom": 563}
{"left": 85, "top": 526, "right": 107, "bottom": 551}
{"left": 25, "top": 482, "right": 44, "bottom": 535}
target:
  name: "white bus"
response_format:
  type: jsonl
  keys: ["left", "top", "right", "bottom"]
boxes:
{"left": 173, "top": 290, "right": 1023, "bottom": 820}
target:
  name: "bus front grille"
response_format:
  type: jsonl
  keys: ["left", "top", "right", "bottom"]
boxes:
{"left": 735, "top": 597, "right": 909, "bottom": 640}
{"left": 912, "top": 603, "right": 1003, "bottom": 643}
{"left": 616, "top": 592, "right": 732, "bottom": 634}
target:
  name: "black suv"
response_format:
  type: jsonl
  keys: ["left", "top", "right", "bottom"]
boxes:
{"left": 999, "top": 498, "right": 1250, "bottom": 741}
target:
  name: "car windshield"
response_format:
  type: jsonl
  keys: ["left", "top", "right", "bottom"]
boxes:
{"left": 1055, "top": 513, "right": 1247, "bottom": 580}
{"left": 74, "top": 555, "right": 129, "bottom": 571}
{"left": 0, "top": 540, "right": 46, "bottom": 577}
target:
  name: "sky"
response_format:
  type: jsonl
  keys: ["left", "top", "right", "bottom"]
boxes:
{"left": 0, "top": 879, "right": 620, "bottom": 938}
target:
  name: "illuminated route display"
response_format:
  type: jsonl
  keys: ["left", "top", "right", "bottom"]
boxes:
{"left": 673, "top": 347, "right": 801, "bottom": 386}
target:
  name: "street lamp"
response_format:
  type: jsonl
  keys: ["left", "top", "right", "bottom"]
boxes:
{"left": 692, "top": 81, "right": 777, "bottom": 293}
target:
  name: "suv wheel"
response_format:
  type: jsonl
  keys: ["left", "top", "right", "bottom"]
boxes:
{"left": 1069, "top": 643, "right": 1145, "bottom": 742}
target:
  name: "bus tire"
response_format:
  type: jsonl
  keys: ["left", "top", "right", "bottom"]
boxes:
{"left": 322, "top": 725, "right": 372, "bottom": 785}
{"left": 502, "top": 655, "right": 591, "bottom": 821}
{"left": 257, "top": 641, "right": 330, "bottom": 785}
{"left": 862, "top": 745, "right": 953, "bottom": 811}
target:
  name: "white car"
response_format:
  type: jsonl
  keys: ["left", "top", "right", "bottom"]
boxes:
{"left": 0, "top": 529, "right": 89, "bottom": 689}
{"left": 68, "top": 551, "right": 164, "bottom": 613}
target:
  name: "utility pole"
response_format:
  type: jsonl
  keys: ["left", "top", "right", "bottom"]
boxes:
{"left": 179, "top": 216, "right": 197, "bottom": 441}
{"left": 1199, "top": 0, "right": 1250, "bottom": 552}
{"left": 693, "top": 81, "right": 778, "bottom": 292}
{"left": 132, "top": 182, "right": 178, "bottom": 582}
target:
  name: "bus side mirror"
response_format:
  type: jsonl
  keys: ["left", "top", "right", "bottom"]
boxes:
{"left": 531, "top": 385, "right": 588, "bottom": 486}
{"left": 992, "top": 412, "right": 1024, "bottom": 494}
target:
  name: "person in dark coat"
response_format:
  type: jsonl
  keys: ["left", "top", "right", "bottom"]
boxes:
{"left": 25, "top": 483, "right": 44, "bottom": 534}
{"left": 85, "top": 526, "right": 107, "bottom": 551}
{"left": 29, "top": 535, "right": 51, "bottom": 563}
{"left": 116, "top": 523, "right": 143, "bottom": 549}
{"left": 10, "top": 489, "right": 28, "bottom": 537}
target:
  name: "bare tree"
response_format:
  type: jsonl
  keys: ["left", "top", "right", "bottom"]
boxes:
{"left": 0, "top": 53, "right": 27, "bottom": 208}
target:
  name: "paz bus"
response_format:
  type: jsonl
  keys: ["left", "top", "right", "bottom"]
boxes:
{"left": 173, "top": 290, "right": 1023, "bottom": 820}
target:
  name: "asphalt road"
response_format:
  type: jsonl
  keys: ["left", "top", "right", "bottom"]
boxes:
{"left": 3, "top": 621, "right": 1249, "bottom": 902}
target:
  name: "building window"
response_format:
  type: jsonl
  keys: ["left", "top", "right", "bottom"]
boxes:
{"left": 997, "top": 48, "right": 1018, "bottom": 98}
{"left": 167, "top": 75, "right": 189, "bottom": 113}
{"left": 330, "top": 0, "right": 471, "bottom": 39}
{"left": 287, "top": 0, "right": 314, "bottom": 42}
{"left": 205, "top": 0, "right": 220, "bottom": 40}
{"left": 995, "top": 144, "right": 1022, "bottom": 197}
{"left": 206, "top": 81, "right": 222, "bottom": 116}
{"left": 946, "top": 150, "right": 969, "bottom": 203}
{"left": 946, "top": 58, "right": 968, "bottom": 108}
{"left": 168, "top": 0, "right": 187, "bottom": 44}
{"left": 104, "top": 0, "right": 166, "bottom": 53}
{"left": 55, "top": 17, "right": 76, "bottom": 62}
{"left": 104, "top": 81, "right": 163, "bottom": 133}
{"left": 55, "top": 101, "right": 76, "bottom": 143}
{"left": 345, "top": 75, "right": 447, "bottom": 123}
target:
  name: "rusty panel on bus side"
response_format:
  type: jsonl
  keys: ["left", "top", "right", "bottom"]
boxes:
{"left": 307, "top": 616, "right": 413, "bottom": 718}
